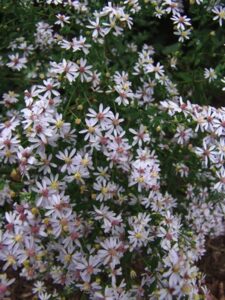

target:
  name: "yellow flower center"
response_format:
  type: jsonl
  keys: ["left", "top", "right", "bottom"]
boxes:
{"left": 7, "top": 255, "right": 16, "bottom": 266}
{"left": 64, "top": 157, "right": 72, "bottom": 164}
{"left": 56, "top": 119, "right": 64, "bottom": 129}
{"left": 135, "top": 232, "right": 143, "bottom": 239}
{"left": 5, "top": 150, "right": 12, "bottom": 158}
{"left": 219, "top": 11, "right": 225, "bottom": 19}
{"left": 14, "top": 234, "right": 22, "bottom": 242}
{"left": 74, "top": 172, "right": 81, "bottom": 180}
{"left": 81, "top": 158, "right": 89, "bottom": 166}
{"left": 50, "top": 181, "right": 59, "bottom": 190}
{"left": 137, "top": 176, "right": 144, "bottom": 183}
{"left": 64, "top": 254, "right": 72, "bottom": 263}
{"left": 101, "top": 187, "right": 108, "bottom": 194}
{"left": 88, "top": 126, "right": 95, "bottom": 133}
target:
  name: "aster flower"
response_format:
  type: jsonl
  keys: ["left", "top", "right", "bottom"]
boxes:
{"left": 36, "top": 79, "right": 60, "bottom": 98}
{"left": 146, "top": 62, "right": 165, "bottom": 79}
{"left": 171, "top": 13, "right": 191, "bottom": 31}
{"left": 55, "top": 14, "right": 70, "bottom": 27}
{"left": 204, "top": 68, "right": 217, "bottom": 82}
{"left": 195, "top": 140, "right": 217, "bottom": 166}
{"left": 74, "top": 255, "right": 101, "bottom": 281}
{"left": 6, "top": 53, "right": 27, "bottom": 71}
{"left": 129, "top": 125, "right": 150, "bottom": 146}
{"left": 212, "top": 6, "right": 225, "bottom": 27}
{"left": 214, "top": 167, "right": 225, "bottom": 192}
{"left": 174, "top": 28, "right": 191, "bottom": 42}
{"left": 87, "top": 17, "right": 110, "bottom": 39}
{"left": 128, "top": 225, "right": 150, "bottom": 250}
{"left": 0, "top": 274, "right": 15, "bottom": 298}
{"left": 174, "top": 125, "right": 193, "bottom": 145}
{"left": 98, "top": 237, "right": 125, "bottom": 267}
{"left": 1, "top": 91, "right": 19, "bottom": 107}
{"left": 56, "top": 148, "right": 76, "bottom": 174}
{"left": 87, "top": 104, "right": 113, "bottom": 130}
{"left": 50, "top": 59, "right": 79, "bottom": 83}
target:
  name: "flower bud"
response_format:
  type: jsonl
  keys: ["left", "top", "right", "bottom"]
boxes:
{"left": 10, "top": 190, "right": 16, "bottom": 198}
{"left": 10, "top": 168, "right": 21, "bottom": 182}
{"left": 31, "top": 207, "right": 39, "bottom": 216}
{"left": 130, "top": 270, "right": 137, "bottom": 279}
{"left": 75, "top": 118, "right": 81, "bottom": 125}
{"left": 95, "top": 277, "right": 101, "bottom": 284}
{"left": 91, "top": 193, "right": 97, "bottom": 200}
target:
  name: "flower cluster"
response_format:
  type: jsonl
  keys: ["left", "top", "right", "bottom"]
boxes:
{"left": 1, "top": 0, "right": 225, "bottom": 299}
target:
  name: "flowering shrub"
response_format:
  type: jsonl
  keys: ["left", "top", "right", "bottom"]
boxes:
{"left": 1, "top": 0, "right": 225, "bottom": 299}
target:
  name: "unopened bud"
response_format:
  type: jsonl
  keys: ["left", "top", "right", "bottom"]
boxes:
{"left": 91, "top": 193, "right": 97, "bottom": 200}
{"left": 10, "top": 169, "right": 21, "bottom": 182}
{"left": 75, "top": 118, "right": 81, "bottom": 125}
{"left": 94, "top": 243, "right": 100, "bottom": 250}
{"left": 10, "top": 190, "right": 16, "bottom": 198}
{"left": 130, "top": 270, "right": 137, "bottom": 279}
{"left": 31, "top": 207, "right": 39, "bottom": 216}
{"left": 95, "top": 277, "right": 101, "bottom": 284}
